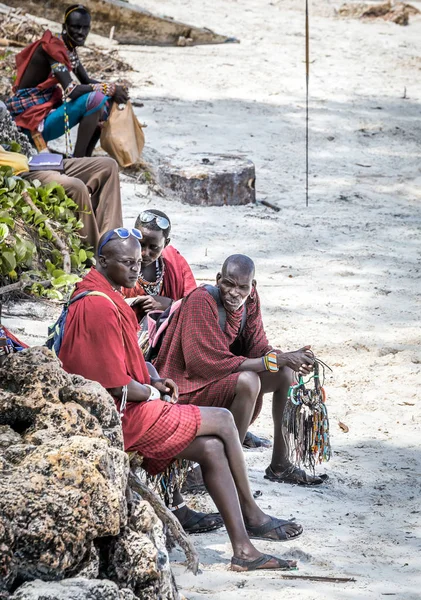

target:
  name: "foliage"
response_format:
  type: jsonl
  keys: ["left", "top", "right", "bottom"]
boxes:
{"left": 0, "top": 166, "right": 93, "bottom": 300}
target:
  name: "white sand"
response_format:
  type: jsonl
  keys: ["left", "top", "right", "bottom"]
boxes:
{"left": 4, "top": 0, "right": 421, "bottom": 597}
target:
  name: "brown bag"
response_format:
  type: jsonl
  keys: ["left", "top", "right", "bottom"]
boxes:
{"left": 100, "top": 101, "right": 145, "bottom": 167}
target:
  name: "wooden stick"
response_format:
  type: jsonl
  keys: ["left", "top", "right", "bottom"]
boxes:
{"left": 0, "top": 279, "right": 51, "bottom": 296}
{"left": 128, "top": 471, "right": 200, "bottom": 575}
{"left": 280, "top": 574, "right": 356, "bottom": 583}
{"left": 261, "top": 199, "right": 280, "bottom": 212}
{"left": 22, "top": 191, "right": 71, "bottom": 274}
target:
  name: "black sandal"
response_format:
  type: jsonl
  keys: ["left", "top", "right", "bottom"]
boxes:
{"left": 245, "top": 516, "right": 303, "bottom": 542}
{"left": 243, "top": 431, "right": 272, "bottom": 449}
{"left": 231, "top": 553, "right": 297, "bottom": 572}
{"left": 265, "top": 465, "right": 328, "bottom": 486}
{"left": 179, "top": 509, "right": 224, "bottom": 535}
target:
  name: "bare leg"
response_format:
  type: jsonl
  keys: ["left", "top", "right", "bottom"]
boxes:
{"left": 74, "top": 111, "right": 102, "bottom": 158}
{"left": 228, "top": 371, "right": 261, "bottom": 443}
{"left": 258, "top": 367, "right": 294, "bottom": 471}
{"left": 179, "top": 408, "right": 302, "bottom": 543}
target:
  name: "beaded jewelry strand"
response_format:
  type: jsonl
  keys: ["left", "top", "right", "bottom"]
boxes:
{"left": 283, "top": 358, "right": 332, "bottom": 472}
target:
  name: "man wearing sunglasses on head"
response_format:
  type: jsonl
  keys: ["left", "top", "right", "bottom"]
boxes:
{"left": 58, "top": 228, "right": 302, "bottom": 571}
{"left": 122, "top": 210, "right": 196, "bottom": 321}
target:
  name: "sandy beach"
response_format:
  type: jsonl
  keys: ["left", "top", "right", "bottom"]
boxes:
{"left": 3, "top": 0, "right": 421, "bottom": 597}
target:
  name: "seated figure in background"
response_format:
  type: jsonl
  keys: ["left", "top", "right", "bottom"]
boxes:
{"left": 6, "top": 4, "right": 128, "bottom": 157}
{"left": 0, "top": 102, "right": 123, "bottom": 248}
{"left": 58, "top": 229, "right": 303, "bottom": 571}
{"left": 122, "top": 209, "right": 196, "bottom": 320}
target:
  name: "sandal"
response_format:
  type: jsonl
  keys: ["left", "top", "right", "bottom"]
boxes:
{"left": 245, "top": 515, "right": 303, "bottom": 542}
{"left": 179, "top": 509, "right": 224, "bottom": 535}
{"left": 181, "top": 465, "right": 207, "bottom": 495}
{"left": 265, "top": 464, "right": 328, "bottom": 486}
{"left": 243, "top": 431, "right": 272, "bottom": 449}
{"left": 231, "top": 553, "right": 297, "bottom": 572}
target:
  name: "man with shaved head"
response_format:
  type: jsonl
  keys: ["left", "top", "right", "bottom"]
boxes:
{"left": 155, "top": 254, "right": 326, "bottom": 487}
{"left": 58, "top": 233, "right": 302, "bottom": 572}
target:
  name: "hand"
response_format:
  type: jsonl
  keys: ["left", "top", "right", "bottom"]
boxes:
{"left": 282, "top": 345, "right": 314, "bottom": 375}
{"left": 132, "top": 295, "right": 171, "bottom": 313}
{"left": 151, "top": 378, "right": 179, "bottom": 402}
{"left": 113, "top": 85, "right": 129, "bottom": 104}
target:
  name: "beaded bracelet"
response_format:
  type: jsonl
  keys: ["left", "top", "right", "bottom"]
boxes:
{"left": 263, "top": 351, "right": 279, "bottom": 372}
{"left": 90, "top": 82, "right": 117, "bottom": 97}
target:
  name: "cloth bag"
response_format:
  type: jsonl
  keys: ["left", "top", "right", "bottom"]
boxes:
{"left": 100, "top": 101, "right": 145, "bottom": 167}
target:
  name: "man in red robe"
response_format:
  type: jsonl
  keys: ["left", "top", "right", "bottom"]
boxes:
{"left": 155, "top": 254, "right": 327, "bottom": 486}
{"left": 58, "top": 229, "right": 302, "bottom": 572}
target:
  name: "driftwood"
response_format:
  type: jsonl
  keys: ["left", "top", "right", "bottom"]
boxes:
{"left": 0, "top": 278, "right": 50, "bottom": 295}
{"left": 128, "top": 471, "right": 200, "bottom": 576}
{"left": 21, "top": 191, "right": 71, "bottom": 274}
{"left": 280, "top": 574, "right": 356, "bottom": 583}
{"left": 2, "top": 0, "right": 238, "bottom": 46}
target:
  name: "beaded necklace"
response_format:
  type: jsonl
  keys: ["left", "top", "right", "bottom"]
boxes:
{"left": 138, "top": 258, "right": 165, "bottom": 295}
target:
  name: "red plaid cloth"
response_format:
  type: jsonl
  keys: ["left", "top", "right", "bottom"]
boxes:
{"left": 7, "top": 30, "right": 71, "bottom": 130}
{"left": 6, "top": 86, "right": 57, "bottom": 119}
{"left": 59, "top": 268, "right": 200, "bottom": 475}
{"left": 154, "top": 286, "right": 272, "bottom": 421}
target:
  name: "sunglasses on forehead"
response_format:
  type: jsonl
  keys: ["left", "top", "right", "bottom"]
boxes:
{"left": 138, "top": 211, "right": 170, "bottom": 230}
{"left": 98, "top": 227, "right": 142, "bottom": 256}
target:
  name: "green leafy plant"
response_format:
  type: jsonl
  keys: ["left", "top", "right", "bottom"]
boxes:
{"left": 0, "top": 166, "right": 94, "bottom": 299}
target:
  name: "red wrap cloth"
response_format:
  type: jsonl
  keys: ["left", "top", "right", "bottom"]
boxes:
{"left": 154, "top": 286, "right": 272, "bottom": 420}
{"left": 59, "top": 268, "right": 201, "bottom": 474}
{"left": 12, "top": 30, "right": 71, "bottom": 130}
{"left": 123, "top": 245, "right": 197, "bottom": 300}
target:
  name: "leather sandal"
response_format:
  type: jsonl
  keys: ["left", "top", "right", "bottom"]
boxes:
{"left": 231, "top": 553, "right": 297, "bottom": 572}
{"left": 265, "top": 464, "right": 328, "bottom": 486}
{"left": 245, "top": 515, "right": 303, "bottom": 542}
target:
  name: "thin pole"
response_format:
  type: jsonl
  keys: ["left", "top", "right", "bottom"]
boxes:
{"left": 305, "top": 0, "right": 310, "bottom": 207}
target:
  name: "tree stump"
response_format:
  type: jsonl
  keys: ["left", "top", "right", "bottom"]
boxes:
{"left": 157, "top": 154, "right": 256, "bottom": 206}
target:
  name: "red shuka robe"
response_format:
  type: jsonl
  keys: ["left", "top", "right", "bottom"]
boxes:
{"left": 154, "top": 286, "right": 272, "bottom": 420}
{"left": 12, "top": 30, "right": 71, "bottom": 130}
{"left": 59, "top": 268, "right": 200, "bottom": 474}
{"left": 123, "top": 245, "right": 197, "bottom": 300}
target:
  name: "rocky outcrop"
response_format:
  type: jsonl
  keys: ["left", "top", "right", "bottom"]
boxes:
{"left": 0, "top": 347, "right": 181, "bottom": 599}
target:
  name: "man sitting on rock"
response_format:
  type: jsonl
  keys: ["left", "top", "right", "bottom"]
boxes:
{"left": 154, "top": 254, "right": 327, "bottom": 486}
{"left": 6, "top": 4, "right": 128, "bottom": 157}
{"left": 58, "top": 229, "right": 303, "bottom": 571}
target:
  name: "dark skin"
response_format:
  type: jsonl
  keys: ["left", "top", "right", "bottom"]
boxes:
{"left": 19, "top": 11, "right": 128, "bottom": 157}
{"left": 129, "top": 227, "right": 173, "bottom": 320}
{"left": 98, "top": 235, "right": 301, "bottom": 570}
{"left": 216, "top": 260, "right": 319, "bottom": 478}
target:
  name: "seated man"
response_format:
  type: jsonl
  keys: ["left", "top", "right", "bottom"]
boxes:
{"left": 25, "top": 156, "right": 123, "bottom": 248}
{"left": 0, "top": 102, "right": 123, "bottom": 248}
{"left": 155, "top": 254, "right": 326, "bottom": 486}
{"left": 122, "top": 209, "right": 196, "bottom": 320}
{"left": 122, "top": 211, "right": 268, "bottom": 456}
{"left": 58, "top": 230, "right": 302, "bottom": 572}
{"left": 6, "top": 4, "right": 128, "bottom": 157}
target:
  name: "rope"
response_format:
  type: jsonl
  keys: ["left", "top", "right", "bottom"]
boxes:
{"left": 305, "top": 0, "right": 310, "bottom": 207}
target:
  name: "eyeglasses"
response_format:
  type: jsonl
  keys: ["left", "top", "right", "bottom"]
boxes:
{"left": 98, "top": 227, "right": 142, "bottom": 256}
{"left": 138, "top": 211, "right": 170, "bottom": 230}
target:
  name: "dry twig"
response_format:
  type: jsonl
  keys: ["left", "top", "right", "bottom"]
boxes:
{"left": 129, "top": 470, "right": 200, "bottom": 575}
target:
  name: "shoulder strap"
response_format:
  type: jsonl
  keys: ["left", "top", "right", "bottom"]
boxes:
{"left": 203, "top": 284, "right": 247, "bottom": 338}
{"left": 203, "top": 284, "right": 226, "bottom": 332}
